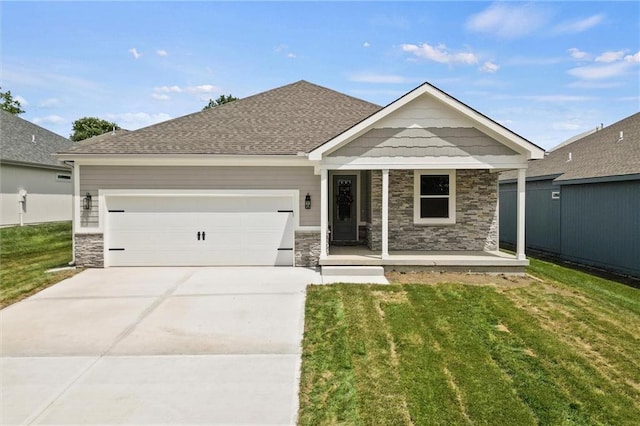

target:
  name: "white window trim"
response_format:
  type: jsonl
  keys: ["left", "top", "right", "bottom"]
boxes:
{"left": 413, "top": 169, "right": 456, "bottom": 225}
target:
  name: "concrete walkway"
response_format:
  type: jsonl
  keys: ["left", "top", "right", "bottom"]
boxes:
{"left": 1, "top": 267, "right": 322, "bottom": 425}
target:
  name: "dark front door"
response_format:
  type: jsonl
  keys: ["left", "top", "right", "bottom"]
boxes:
{"left": 332, "top": 175, "right": 357, "bottom": 241}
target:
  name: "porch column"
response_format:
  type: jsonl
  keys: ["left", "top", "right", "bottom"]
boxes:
{"left": 381, "top": 168, "right": 389, "bottom": 258}
{"left": 516, "top": 167, "right": 526, "bottom": 260}
{"left": 320, "top": 169, "right": 328, "bottom": 259}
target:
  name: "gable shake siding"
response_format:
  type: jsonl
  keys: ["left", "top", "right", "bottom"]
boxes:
{"left": 79, "top": 165, "right": 320, "bottom": 228}
{"left": 328, "top": 127, "right": 519, "bottom": 158}
{"left": 367, "top": 169, "right": 498, "bottom": 252}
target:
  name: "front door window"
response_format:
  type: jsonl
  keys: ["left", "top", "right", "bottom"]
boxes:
{"left": 337, "top": 179, "right": 354, "bottom": 221}
{"left": 332, "top": 175, "right": 357, "bottom": 241}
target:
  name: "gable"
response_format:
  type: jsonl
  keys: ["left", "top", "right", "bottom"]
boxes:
{"left": 310, "top": 82, "right": 544, "bottom": 163}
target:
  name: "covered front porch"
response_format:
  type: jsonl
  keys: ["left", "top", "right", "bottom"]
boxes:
{"left": 317, "top": 167, "right": 529, "bottom": 270}
{"left": 321, "top": 246, "right": 528, "bottom": 273}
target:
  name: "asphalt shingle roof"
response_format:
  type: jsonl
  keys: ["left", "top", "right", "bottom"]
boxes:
{"left": 61, "top": 81, "right": 382, "bottom": 156}
{"left": 0, "top": 110, "right": 73, "bottom": 168}
{"left": 501, "top": 112, "right": 640, "bottom": 182}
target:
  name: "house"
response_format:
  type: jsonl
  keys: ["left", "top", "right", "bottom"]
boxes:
{"left": 500, "top": 112, "right": 640, "bottom": 278}
{"left": 57, "top": 80, "right": 544, "bottom": 272}
{"left": 0, "top": 110, "right": 74, "bottom": 226}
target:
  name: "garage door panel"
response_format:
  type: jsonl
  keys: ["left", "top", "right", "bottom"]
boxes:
{"left": 106, "top": 196, "right": 295, "bottom": 266}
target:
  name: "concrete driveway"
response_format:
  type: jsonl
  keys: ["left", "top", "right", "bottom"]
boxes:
{"left": 1, "top": 267, "right": 322, "bottom": 425}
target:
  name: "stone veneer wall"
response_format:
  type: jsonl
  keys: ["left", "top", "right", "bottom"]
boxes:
{"left": 295, "top": 230, "right": 321, "bottom": 267}
{"left": 75, "top": 233, "right": 104, "bottom": 267}
{"left": 369, "top": 169, "right": 498, "bottom": 252}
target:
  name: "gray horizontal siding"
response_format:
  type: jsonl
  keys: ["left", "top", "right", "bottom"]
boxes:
{"left": 79, "top": 166, "right": 319, "bottom": 228}
{"left": 498, "top": 182, "right": 517, "bottom": 245}
{"left": 561, "top": 180, "right": 640, "bottom": 277}
{"left": 1, "top": 164, "right": 73, "bottom": 195}
{"left": 329, "top": 127, "right": 518, "bottom": 158}
{"left": 499, "top": 178, "right": 640, "bottom": 278}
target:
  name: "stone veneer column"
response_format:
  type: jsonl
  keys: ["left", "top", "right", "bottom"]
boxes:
{"left": 295, "top": 230, "right": 321, "bottom": 267}
{"left": 75, "top": 233, "right": 104, "bottom": 267}
{"left": 368, "top": 170, "right": 382, "bottom": 251}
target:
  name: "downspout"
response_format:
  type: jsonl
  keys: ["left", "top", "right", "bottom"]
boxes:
{"left": 63, "top": 160, "right": 76, "bottom": 265}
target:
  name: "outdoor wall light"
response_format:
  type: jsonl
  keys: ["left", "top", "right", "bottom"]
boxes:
{"left": 83, "top": 192, "right": 92, "bottom": 210}
{"left": 305, "top": 193, "right": 311, "bottom": 209}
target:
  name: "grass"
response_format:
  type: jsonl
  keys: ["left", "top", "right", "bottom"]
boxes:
{"left": 0, "top": 221, "right": 78, "bottom": 307}
{"left": 298, "top": 258, "right": 640, "bottom": 425}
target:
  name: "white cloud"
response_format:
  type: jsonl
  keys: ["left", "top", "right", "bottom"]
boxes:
{"left": 624, "top": 51, "right": 640, "bottom": 63}
{"left": 506, "top": 56, "right": 564, "bottom": 66}
{"left": 14, "top": 95, "right": 28, "bottom": 106}
{"left": 567, "top": 80, "right": 622, "bottom": 89}
{"left": 466, "top": 3, "right": 549, "bottom": 38}
{"left": 287, "top": 53, "right": 297, "bottom": 59}
{"left": 186, "top": 85, "right": 220, "bottom": 94}
{"left": 154, "top": 85, "right": 182, "bottom": 93}
{"left": 553, "top": 14, "right": 604, "bottom": 34}
{"left": 363, "top": 42, "right": 371, "bottom": 48}
{"left": 151, "top": 93, "right": 170, "bottom": 101}
{"left": 552, "top": 121, "right": 582, "bottom": 131}
{"left": 156, "top": 49, "right": 168, "bottom": 57}
{"left": 37, "top": 98, "right": 62, "bottom": 108}
{"left": 33, "top": 115, "right": 66, "bottom": 125}
{"left": 479, "top": 61, "right": 499, "bottom": 73}
{"left": 568, "top": 61, "right": 632, "bottom": 80}
{"left": 568, "top": 48, "right": 589, "bottom": 61}
{"left": 524, "top": 95, "right": 594, "bottom": 102}
{"left": 401, "top": 43, "right": 478, "bottom": 65}
{"left": 128, "top": 48, "right": 141, "bottom": 59}
{"left": 349, "top": 73, "right": 417, "bottom": 84}
{"left": 105, "top": 112, "right": 172, "bottom": 130}
{"left": 595, "top": 50, "right": 626, "bottom": 63}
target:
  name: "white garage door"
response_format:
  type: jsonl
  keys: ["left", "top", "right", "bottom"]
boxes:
{"left": 105, "top": 194, "right": 295, "bottom": 267}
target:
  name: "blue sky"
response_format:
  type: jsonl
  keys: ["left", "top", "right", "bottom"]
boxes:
{"left": 2, "top": 1, "right": 639, "bottom": 149}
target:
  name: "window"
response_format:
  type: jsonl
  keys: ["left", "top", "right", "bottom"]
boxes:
{"left": 56, "top": 173, "right": 72, "bottom": 182}
{"left": 414, "top": 170, "right": 456, "bottom": 224}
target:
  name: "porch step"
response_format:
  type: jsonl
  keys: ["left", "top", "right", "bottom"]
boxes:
{"left": 321, "top": 266, "right": 389, "bottom": 285}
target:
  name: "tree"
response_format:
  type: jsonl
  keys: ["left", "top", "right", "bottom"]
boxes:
{"left": 202, "top": 94, "right": 238, "bottom": 110}
{"left": 0, "top": 87, "right": 26, "bottom": 115}
{"left": 70, "top": 117, "right": 120, "bottom": 142}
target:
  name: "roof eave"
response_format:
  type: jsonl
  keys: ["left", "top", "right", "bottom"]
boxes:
{"left": 0, "top": 158, "right": 72, "bottom": 170}
{"left": 55, "top": 153, "right": 315, "bottom": 167}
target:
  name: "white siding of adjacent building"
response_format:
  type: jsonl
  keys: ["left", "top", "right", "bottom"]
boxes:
{"left": 0, "top": 164, "right": 72, "bottom": 226}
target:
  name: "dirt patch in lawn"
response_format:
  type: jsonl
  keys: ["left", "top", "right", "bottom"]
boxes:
{"left": 385, "top": 271, "right": 536, "bottom": 288}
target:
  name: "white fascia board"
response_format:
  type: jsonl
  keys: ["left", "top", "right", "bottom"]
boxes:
{"left": 55, "top": 154, "right": 315, "bottom": 167}
{"left": 309, "top": 82, "right": 545, "bottom": 161}
{"left": 318, "top": 155, "right": 529, "bottom": 170}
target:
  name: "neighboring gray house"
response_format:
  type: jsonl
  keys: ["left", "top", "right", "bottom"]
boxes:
{"left": 500, "top": 112, "right": 640, "bottom": 278}
{"left": 57, "top": 81, "right": 544, "bottom": 271}
{"left": 0, "top": 110, "right": 74, "bottom": 226}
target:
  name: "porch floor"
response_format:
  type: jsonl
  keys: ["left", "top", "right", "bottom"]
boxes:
{"left": 321, "top": 246, "right": 528, "bottom": 271}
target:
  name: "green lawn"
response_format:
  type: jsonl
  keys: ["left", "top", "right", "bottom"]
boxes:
{"left": 298, "top": 259, "right": 640, "bottom": 425}
{"left": 0, "top": 222, "right": 78, "bottom": 307}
